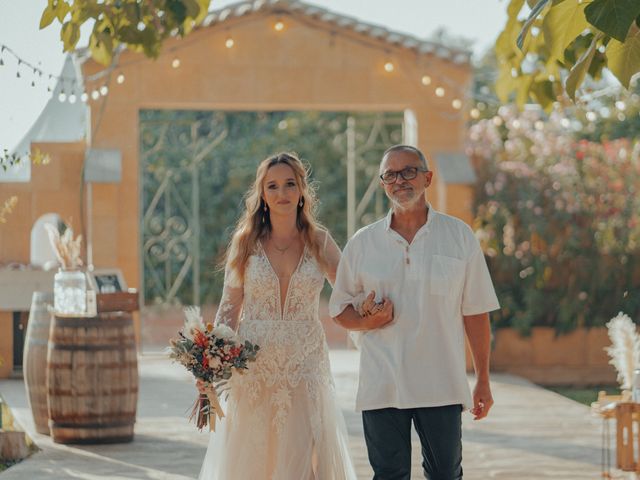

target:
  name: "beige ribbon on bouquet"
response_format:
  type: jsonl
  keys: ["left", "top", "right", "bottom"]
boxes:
{"left": 206, "top": 388, "right": 225, "bottom": 432}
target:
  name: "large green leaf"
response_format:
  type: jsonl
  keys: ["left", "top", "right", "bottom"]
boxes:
{"left": 39, "top": 4, "right": 57, "bottom": 29}
{"left": 543, "top": 0, "right": 592, "bottom": 62}
{"left": 585, "top": 0, "right": 640, "bottom": 42}
{"left": 606, "top": 24, "right": 640, "bottom": 87}
{"left": 497, "top": 0, "right": 526, "bottom": 58}
{"left": 61, "top": 22, "right": 80, "bottom": 52}
{"left": 495, "top": 66, "right": 521, "bottom": 103}
{"left": 517, "top": 0, "right": 552, "bottom": 50}
{"left": 530, "top": 80, "right": 556, "bottom": 111}
{"left": 89, "top": 31, "right": 113, "bottom": 66}
{"left": 565, "top": 33, "right": 602, "bottom": 100}
{"left": 516, "top": 74, "right": 535, "bottom": 108}
{"left": 55, "top": 1, "right": 70, "bottom": 22}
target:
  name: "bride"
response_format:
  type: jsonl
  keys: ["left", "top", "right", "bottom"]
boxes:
{"left": 197, "top": 152, "right": 357, "bottom": 480}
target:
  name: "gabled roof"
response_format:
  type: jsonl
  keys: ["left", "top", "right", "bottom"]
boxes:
{"left": 202, "top": 0, "right": 471, "bottom": 65}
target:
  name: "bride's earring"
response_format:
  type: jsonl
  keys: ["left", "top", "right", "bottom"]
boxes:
{"left": 298, "top": 197, "right": 304, "bottom": 207}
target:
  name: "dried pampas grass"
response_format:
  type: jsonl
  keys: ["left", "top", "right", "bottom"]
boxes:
{"left": 605, "top": 312, "right": 640, "bottom": 390}
{"left": 44, "top": 222, "right": 83, "bottom": 270}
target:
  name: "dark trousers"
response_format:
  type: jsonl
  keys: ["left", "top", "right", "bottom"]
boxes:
{"left": 362, "top": 405, "right": 463, "bottom": 480}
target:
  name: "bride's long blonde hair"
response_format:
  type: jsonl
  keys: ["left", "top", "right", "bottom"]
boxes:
{"left": 224, "top": 152, "right": 329, "bottom": 283}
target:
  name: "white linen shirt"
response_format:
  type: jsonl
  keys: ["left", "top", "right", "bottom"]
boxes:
{"left": 329, "top": 207, "right": 500, "bottom": 412}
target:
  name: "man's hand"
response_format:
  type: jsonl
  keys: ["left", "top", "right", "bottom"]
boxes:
{"left": 470, "top": 379, "right": 493, "bottom": 420}
{"left": 363, "top": 297, "right": 394, "bottom": 330}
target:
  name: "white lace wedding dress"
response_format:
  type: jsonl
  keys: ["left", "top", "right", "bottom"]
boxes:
{"left": 198, "top": 243, "right": 357, "bottom": 480}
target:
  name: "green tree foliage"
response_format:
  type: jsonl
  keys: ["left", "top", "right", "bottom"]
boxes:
{"left": 40, "top": 0, "right": 212, "bottom": 65}
{"left": 496, "top": 0, "right": 640, "bottom": 108}
{"left": 467, "top": 105, "right": 640, "bottom": 333}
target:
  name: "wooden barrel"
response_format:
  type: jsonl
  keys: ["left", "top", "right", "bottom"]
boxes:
{"left": 23, "top": 291, "right": 53, "bottom": 435}
{"left": 47, "top": 312, "right": 138, "bottom": 444}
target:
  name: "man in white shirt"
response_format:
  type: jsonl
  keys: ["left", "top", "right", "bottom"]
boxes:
{"left": 330, "top": 145, "right": 499, "bottom": 480}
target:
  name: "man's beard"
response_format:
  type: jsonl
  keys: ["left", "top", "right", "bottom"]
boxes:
{"left": 388, "top": 187, "right": 424, "bottom": 212}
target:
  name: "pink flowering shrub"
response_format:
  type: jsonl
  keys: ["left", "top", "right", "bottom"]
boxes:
{"left": 467, "top": 106, "right": 640, "bottom": 333}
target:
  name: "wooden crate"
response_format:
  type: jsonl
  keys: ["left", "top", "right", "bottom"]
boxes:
{"left": 616, "top": 402, "right": 640, "bottom": 472}
{"left": 97, "top": 291, "right": 139, "bottom": 313}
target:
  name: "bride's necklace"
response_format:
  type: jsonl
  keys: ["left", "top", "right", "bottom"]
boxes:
{"left": 271, "top": 235, "right": 298, "bottom": 254}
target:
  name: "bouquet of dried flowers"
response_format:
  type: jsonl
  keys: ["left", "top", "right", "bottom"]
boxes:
{"left": 44, "top": 222, "right": 83, "bottom": 269}
{"left": 168, "top": 307, "right": 259, "bottom": 431}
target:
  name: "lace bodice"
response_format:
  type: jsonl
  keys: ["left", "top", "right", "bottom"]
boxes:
{"left": 215, "top": 244, "right": 325, "bottom": 328}
{"left": 214, "top": 243, "right": 333, "bottom": 434}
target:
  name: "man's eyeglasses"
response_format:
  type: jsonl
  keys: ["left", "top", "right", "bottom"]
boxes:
{"left": 379, "top": 166, "right": 428, "bottom": 185}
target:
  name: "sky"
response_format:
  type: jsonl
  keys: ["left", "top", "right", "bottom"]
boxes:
{"left": 0, "top": 0, "right": 507, "bottom": 155}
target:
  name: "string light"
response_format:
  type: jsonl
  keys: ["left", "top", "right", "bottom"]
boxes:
{"left": 470, "top": 108, "right": 480, "bottom": 119}
{"left": 1, "top": 18, "right": 479, "bottom": 117}
{"left": 58, "top": 90, "right": 67, "bottom": 102}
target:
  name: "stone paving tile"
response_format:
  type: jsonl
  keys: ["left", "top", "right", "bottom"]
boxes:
{"left": 0, "top": 350, "right": 618, "bottom": 479}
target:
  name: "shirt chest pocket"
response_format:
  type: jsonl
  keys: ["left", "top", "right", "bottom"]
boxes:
{"left": 430, "top": 254, "right": 465, "bottom": 296}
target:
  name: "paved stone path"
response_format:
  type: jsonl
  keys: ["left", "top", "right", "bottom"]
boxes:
{"left": 0, "top": 350, "right": 618, "bottom": 479}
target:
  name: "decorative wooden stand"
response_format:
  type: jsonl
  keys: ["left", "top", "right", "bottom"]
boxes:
{"left": 615, "top": 403, "right": 640, "bottom": 472}
{"left": 592, "top": 391, "right": 640, "bottom": 477}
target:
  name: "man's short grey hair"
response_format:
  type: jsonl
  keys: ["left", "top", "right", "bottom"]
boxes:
{"left": 381, "top": 145, "right": 430, "bottom": 171}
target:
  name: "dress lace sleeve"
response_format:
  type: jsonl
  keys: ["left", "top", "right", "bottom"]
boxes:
{"left": 214, "top": 264, "right": 244, "bottom": 332}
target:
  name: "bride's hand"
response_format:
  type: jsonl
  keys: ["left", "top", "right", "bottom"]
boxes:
{"left": 360, "top": 291, "right": 378, "bottom": 316}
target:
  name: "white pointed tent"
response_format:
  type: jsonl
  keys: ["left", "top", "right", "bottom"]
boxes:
{"left": 1, "top": 55, "right": 87, "bottom": 182}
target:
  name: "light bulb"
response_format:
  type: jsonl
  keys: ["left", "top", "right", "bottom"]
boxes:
{"left": 58, "top": 92, "right": 67, "bottom": 102}
{"left": 384, "top": 61, "right": 394, "bottom": 73}
{"left": 452, "top": 99, "right": 462, "bottom": 109}
{"left": 274, "top": 21, "right": 284, "bottom": 31}
{"left": 435, "top": 87, "right": 445, "bottom": 97}
{"left": 421, "top": 75, "right": 431, "bottom": 86}
{"left": 225, "top": 37, "right": 235, "bottom": 48}
{"left": 99, "top": 85, "right": 108, "bottom": 96}
{"left": 116, "top": 74, "right": 125, "bottom": 84}
{"left": 172, "top": 58, "right": 181, "bottom": 68}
